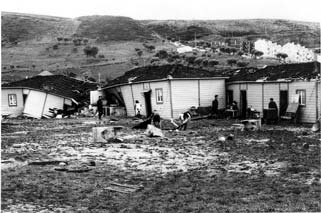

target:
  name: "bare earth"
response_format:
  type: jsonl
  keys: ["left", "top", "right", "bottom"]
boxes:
{"left": 1, "top": 117, "right": 320, "bottom": 212}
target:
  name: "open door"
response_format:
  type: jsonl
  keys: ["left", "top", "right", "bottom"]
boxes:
{"left": 279, "top": 90, "right": 288, "bottom": 116}
{"left": 240, "top": 90, "right": 247, "bottom": 119}
{"left": 144, "top": 90, "right": 152, "bottom": 117}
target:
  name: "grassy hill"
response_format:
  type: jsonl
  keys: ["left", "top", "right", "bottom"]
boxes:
{"left": 142, "top": 19, "right": 320, "bottom": 48}
{"left": 75, "top": 15, "right": 152, "bottom": 41}
{"left": 1, "top": 12, "right": 320, "bottom": 84}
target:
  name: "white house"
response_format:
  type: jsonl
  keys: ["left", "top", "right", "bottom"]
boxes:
{"left": 102, "top": 64, "right": 228, "bottom": 119}
{"left": 227, "top": 62, "right": 321, "bottom": 123}
{"left": 1, "top": 75, "right": 97, "bottom": 118}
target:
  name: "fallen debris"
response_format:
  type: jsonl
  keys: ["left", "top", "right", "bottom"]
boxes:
{"left": 105, "top": 182, "right": 143, "bottom": 194}
{"left": 144, "top": 124, "right": 164, "bottom": 137}
{"left": 28, "top": 160, "right": 68, "bottom": 166}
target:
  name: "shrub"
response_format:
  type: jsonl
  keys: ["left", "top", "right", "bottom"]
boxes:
{"left": 227, "top": 59, "right": 237, "bottom": 66}
{"left": 57, "top": 37, "right": 63, "bottom": 42}
{"left": 83, "top": 46, "right": 99, "bottom": 57}
{"left": 10, "top": 65, "right": 15, "bottom": 69}
{"left": 186, "top": 55, "right": 196, "bottom": 65}
{"left": 98, "top": 54, "right": 105, "bottom": 58}
{"left": 194, "top": 57, "right": 204, "bottom": 66}
{"left": 208, "top": 59, "right": 219, "bottom": 67}
{"left": 237, "top": 61, "right": 249, "bottom": 67}
{"left": 202, "top": 59, "right": 209, "bottom": 67}
{"left": 72, "top": 47, "right": 78, "bottom": 53}
{"left": 276, "top": 52, "right": 288, "bottom": 60}
{"left": 53, "top": 44, "right": 59, "bottom": 50}
{"left": 155, "top": 50, "right": 168, "bottom": 59}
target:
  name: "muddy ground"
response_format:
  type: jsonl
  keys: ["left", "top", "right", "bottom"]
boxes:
{"left": 1, "top": 117, "right": 320, "bottom": 212}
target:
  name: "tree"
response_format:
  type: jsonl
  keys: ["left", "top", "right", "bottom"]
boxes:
{"left": 83, "top": 46, "right": 99, "bottom": 57}
{"left": 208, "top": 59, "right": 219, "bottom": 67}
{"left": 155, "top": 50, "right": 168, "bottom": 59}
{"left": 276, "top": 53, "right": 288, "bottom": 61}
{"left": 237, "top": 61, "right": 249, "bottom": 67}
{"left": 253, "top": 50, "right": 264, "bottom": 59}
{"left": 227, "top": 59, "right": 237, "bottom": 66}
{"left": 57, "top": 37, "right": 63, "bottom": 43}
{"left": 186, "top": 55, "right": 196, "bottom": 65}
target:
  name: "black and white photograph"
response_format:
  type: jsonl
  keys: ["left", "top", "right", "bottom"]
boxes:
{"left": 1, "top": 0, "right": 321, "bottom": 212}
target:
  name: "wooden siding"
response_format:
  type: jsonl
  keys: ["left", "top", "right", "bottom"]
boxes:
{"left": 119, "top": 85, "right": 135, "bottom": 116}
{"left": 263, "top": 83, "right": 280, "bottom": 111}
{"left": 1, "top": 88, "right": 24, "bottom": 116}
{"left": 23, "top": 90, "right": 47, "bottom": 118}
{"left": 228, "top": 81, "right": 319, "bottom": 123}
{"left": 149, "top": 81, "right": 172, "bottom": 118}
{"left": 199, "top": 79, "right": 226, "bottom": 108}
{"left": 318, "top": 82, "right": 321, "bottom": 119}
{"left": 247, "top": 84, "right": 263, "bottom": 113}
{"left": 171, "top": 80, "right": 199, "bottom": 118}
{"left": 289, "top": 81, "right": 317, "bottom": 123}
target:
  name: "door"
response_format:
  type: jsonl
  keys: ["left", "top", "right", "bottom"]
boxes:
{"left": 144, "top": 91, "right": 152, "bottom": 117}
{"left": 240, "top": 90, "right": 247, "bottom": 119}
{"left": 279, "top": 90, "right": 288, "bottom": 116}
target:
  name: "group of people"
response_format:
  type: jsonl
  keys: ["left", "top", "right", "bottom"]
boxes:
{"left": 98, "top": 95, "right": 279, "bottom": 130}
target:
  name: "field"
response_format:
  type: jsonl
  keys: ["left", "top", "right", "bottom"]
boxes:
{"left": 1, "top": 117, "right": 320, "bottom": 212}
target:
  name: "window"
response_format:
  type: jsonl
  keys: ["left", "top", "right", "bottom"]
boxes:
{"left": 8, "top": 94, "right": 17, "bottom": 107}
{"left": 155, "top": 88, "right": 163, "bottom": 104}
{"left": 296, "top": 90, "right": 306, "bottom": 106}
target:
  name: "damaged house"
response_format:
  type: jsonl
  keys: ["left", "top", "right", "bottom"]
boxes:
{"left": 1, "top": 75, "right": 97, "bottom": 118}
{"left": 102, "top": 64, "right": 228, "bottom": 119}
{"left": 227, "top": 62, "right": 321, "bottom": 123}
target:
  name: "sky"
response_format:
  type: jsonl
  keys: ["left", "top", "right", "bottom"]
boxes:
{"left": 1, "top": 0, "right": 321, "bottom": 22}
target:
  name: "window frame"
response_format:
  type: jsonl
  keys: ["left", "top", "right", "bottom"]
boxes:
{"left": 8, "top": 94, "right": 18, "bottom": 107}
{"left": 296, "top": 89, "right": 306, "bottom": 106}
{"left": 155, "top": 88, "right": 163, "bottom": 104}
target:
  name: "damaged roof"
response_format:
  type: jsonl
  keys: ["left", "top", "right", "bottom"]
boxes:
{"left": 2, "top": 75, "right": 97, "bottom": 102}
{"left": 105, "top": 64, "right": 227, "bottom": 87}
{"left": 228, "top": 62, "right": 320, "bottom": 82}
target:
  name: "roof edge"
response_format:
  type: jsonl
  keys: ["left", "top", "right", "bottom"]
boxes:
{"left": 102, "top": 76, "right": 228, "bottom": 90}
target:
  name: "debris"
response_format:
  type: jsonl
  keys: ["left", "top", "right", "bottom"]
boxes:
{"left": 54, "top": 165, "right": 92, "bottom": 173}
{"left": 311, "top": 120, "right": 320, "bottom": 132}
{"left": 241, "top": 119, "right": 261, "bottom": 131}
{"left": 105, "top": 182, "right": 143, "bottom": 193}
{"left": 218, "top": 136, "right": 226, "bottom": 142}
{"left": 302, "top": 143, "right": 309, "bottom": 150}
{"left": 28, "top": 160, "right": 68, "bottom": 166}
{"left": 93, "top": 126, "right": 124, "bottom": 142}
{"left": 227, "top": 134, "right": 234, "bottom": 141}
{"left": 144, "top": 124, "right": 164, "bottom": 137}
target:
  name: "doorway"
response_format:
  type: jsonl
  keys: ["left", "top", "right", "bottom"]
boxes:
{"left": 144, "top": 90, "right": 152, "bottom": 117}
{"left": 279, "top": 90, "right": 288, "bottom": 116}
{"left": 240, "top": 90, "right": 247, "bottom": 118}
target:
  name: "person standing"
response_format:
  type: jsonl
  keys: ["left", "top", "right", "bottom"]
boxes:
{"left": 268, "top": 98, "right": 278, "bottom": 124}
{"left": 212, "top": 95, "right": 219, "bottom": 118}
{"left": 97, "top": 96, "right": 104, "bottom": 120}
{"left": 134, "top": 100, "right": 142, "bottom": 118}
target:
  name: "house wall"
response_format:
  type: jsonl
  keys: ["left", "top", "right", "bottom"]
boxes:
{"left": 23, "top": 90, "right": 47, "bottom": 118}
{"left": 227, "top": 81, "right": 320, "bottom": 123}
{"left": 289, "top": 81, "right": 317, "bottom": 123}
{"left": 1, "top": 88, "right": 24, "bottom": 117}
{"left": 171, "top": 80, "right": 199, "bottom": 117}
{"left": 199, "top": 79, "right": 226, "bottom": 108}
{"left": 111, "top": 78, "right": 226, "bottom": 119}
{"left": 119, "top": 85, "right": 135, "bottom": 116}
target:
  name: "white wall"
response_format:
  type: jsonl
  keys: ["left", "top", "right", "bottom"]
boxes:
{"left": 171, "top": 80, "right": 199, "bottom": 117}
{"left": 120, "top": 85, "right": 135, "bottom": 116}
{"left": 23, "top": 90, "right": 47, "bottom": 118}
{"left": 150, "top": 81, "right": 172, "bottom": 118}
{"left": 1, "top": 88, "right": 24, "bottom": 117}
{"left": 199, "top": 79, "right": 226, "bottom": 108}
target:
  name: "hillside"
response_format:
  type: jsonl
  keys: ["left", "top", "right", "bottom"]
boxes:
{"left": 75, "top": 16, "right": 152, "bottom": 41}
{"left": 1, "top": 12, "right": 320, "bottom": 84}
{"left": 142, "top": 19, "right": 320, "bottom": 48}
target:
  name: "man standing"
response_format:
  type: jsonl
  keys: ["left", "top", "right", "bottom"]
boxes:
{"left": 268, "top": 98, "right": 278, "bottom": 110}
{"left": 212, "top": 95, "right": 219, "bottom": 118}
{"left": 97, "top": 96, "right": 104, "bottom": 120}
